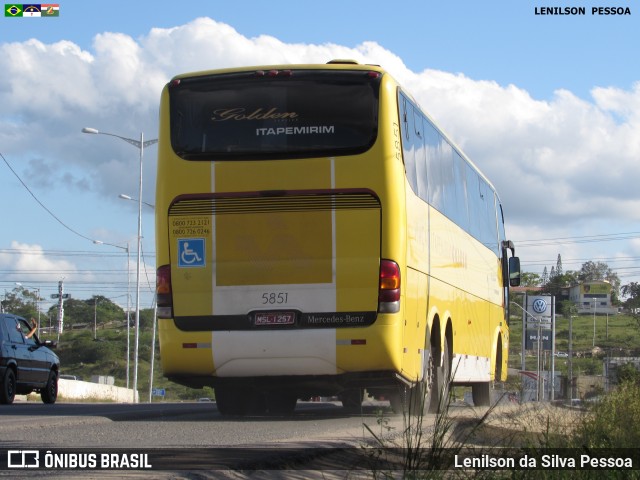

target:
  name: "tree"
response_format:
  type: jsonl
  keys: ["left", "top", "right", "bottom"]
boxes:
{"left": 542, "top": 270, "right": 579, "bottom": 297}
{"left": 89, "top": 295, "right": 126, "bottom": 324}
{"left": 622, "top": 282, "right": 640, "bottom": 301}
{"left": 621, "top": 282, "right": 640, "bottom": 317}
{"left": 1, "top": 286, "right": 41, "bottom": 319}
{"left": 579, "top": 261, "right": 620, "bottom": 304}
{"left": 559, "top": 299, "right": 578, "bottom": 318}
{"left": 556, "top": 254, "right": 563, "bottom": 277}
{"left": 578, "top": 261, "right": 619, "bottom": 284}
{"left": 520, "top": 272, "right": 542, "bottom": 287}
{"left": 138, "top": 308, "right": 156, "bottom": 331}
{"left": 46, "top": 296, "right": 126, "bottom": 329}
{"left": 616, "top": 363, "right": 640, "bottom": 386}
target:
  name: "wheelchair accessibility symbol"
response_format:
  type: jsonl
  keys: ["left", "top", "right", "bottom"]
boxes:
{"left": 177, "top": 238, "right": 205, "bottom": 268}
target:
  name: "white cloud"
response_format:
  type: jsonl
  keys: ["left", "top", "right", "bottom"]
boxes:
{"left": 0, "top": 39, "right": 95, "bottom": 118}
{"left": 400, "top": 70, "right": 640, "bottom": 228}
{"left": 1, "top": 17, "right": 639, "bottom": 280}
{"left": 0, "top": 241, "right": 77, "bottom": 283}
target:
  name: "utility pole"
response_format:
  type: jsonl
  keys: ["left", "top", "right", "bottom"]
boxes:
{"left": 94, "top": 297, "right": 99, "bottom": 340}
{"left": 569, "top": 316, "right": 574, "bottom": 401}
{"left": 51, "top": 279, "right": 70, "bottom": 342}
{"left": 57, "top": 280, "right": 64, "bottom": 340}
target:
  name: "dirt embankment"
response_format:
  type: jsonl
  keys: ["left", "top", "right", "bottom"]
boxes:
{"left": 448, "top": 403, "right": 586, "bottom": 448}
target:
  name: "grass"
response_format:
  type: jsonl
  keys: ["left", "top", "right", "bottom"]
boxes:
{"left": 508, "top": 313, "right": 640, "bottom": 354}
{"left": 360, "top": 314, "right": 640, "bottom": 478}
{"left": 38, "top": 327, "right": 208, "bottom": 402}
{"left": 508, "top": 313, "right": 640, "bottom": 379}
{"left": 361, "top": 375, "right": 640, "bottom": 479}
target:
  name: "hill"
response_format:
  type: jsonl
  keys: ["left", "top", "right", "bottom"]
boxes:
{"left": 39, "top": 312, "right": 640, "bottom": 402}
{"left": 40, "top": 326, "right": 212, "bottom": 402}
{"left": 508, "top": 312, "right": 640, "bottom": 379}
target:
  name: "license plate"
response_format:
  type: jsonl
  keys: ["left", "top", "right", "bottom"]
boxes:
{"left": 255, "top": 311, "right": 296, "bottom": 326}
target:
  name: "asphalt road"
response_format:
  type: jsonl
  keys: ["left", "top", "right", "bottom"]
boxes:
{"left": 0, "top": 400, "right": 410, "bottom": 478}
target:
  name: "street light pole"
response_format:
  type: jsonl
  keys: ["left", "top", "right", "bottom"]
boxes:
{"left": 593, "top": 297, "right": 597, "bottom": 347}
{"left": 119, "top": 194, "right": 155, "bottom": 210}
{"left": 148, "top": 301, "right": 158, "bottom": 403}
{"left": 118, "top": 195, "right": 156, "bottom": 402}
{"left": 133, "top": 131, "right": 144, "bottom": 405}
{"left": 93, "top": 240, "right": 131, "bottom": 389}
{"left": 83, "top": 127, "right": 157, "bottom": 403}
{"left": 94, "top": 297, "right": 98, "bottom": 340}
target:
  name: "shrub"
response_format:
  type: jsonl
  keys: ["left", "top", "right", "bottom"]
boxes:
{"left": 573, "top": 381, "right": 640, "bottom": 448}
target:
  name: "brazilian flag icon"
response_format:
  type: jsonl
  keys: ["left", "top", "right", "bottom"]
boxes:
{"left": 5, "top": 4, "right": 23, "bottom": 16}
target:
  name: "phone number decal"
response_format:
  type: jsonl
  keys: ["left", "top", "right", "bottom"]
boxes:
{"left": 171, "top": 217, "right": 211, "bottom": 237}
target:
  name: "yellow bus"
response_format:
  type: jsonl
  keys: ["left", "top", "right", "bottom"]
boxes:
{"left": 155, "top": 60, "right": 520, "bottom": 415}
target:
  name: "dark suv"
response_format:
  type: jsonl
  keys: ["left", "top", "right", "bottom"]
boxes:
{"left": 0, "top": 313, "right": 60, "bottom": 405}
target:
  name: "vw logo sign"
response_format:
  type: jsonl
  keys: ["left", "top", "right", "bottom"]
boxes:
{"left": 532, "top": 298, "right": 547, "bottom": 314}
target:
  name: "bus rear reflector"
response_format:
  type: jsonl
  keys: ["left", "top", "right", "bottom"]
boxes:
{"left": 156, "top": 264, "right": 173, "bottom": 318}
{"left": 379, "top": 259, "right": 400, "bottom": 313}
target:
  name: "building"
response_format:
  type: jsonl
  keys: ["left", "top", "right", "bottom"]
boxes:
{"left": 569, "top": 280, "right": 618, "bottom": 315}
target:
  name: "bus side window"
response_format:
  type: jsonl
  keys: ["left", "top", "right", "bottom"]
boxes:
{"left": 414, "top": 111, "right": 428, "bottom": 199}
{"left": 399, "top": 94, "right": 419, "bottom": 194}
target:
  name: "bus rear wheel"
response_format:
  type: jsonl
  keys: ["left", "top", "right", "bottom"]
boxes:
{"left": 215, "top": 387, "right": 267, "bottom": 416}
{"left": 339, "top": 388, "right": 363, "bottom": 411}
{"left": 265, "top": 391, "right": 297, "bottom": 415}
{"left": 471, "top": 382, "right": 491, "bottom": 406}
{"left": 440, "top": 337, "right": 452, "bottom": 409}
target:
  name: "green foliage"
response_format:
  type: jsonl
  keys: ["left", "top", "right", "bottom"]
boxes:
{"left": 46, "top": 295, "right": 125, "bottom": 328}
{"left": 1, "top": 286, "right": 41, "bottom": 319}
{"left": 578, "top": 261, "right": 619, "bottom": 285}
{"left": 40, "top": 320, "right": 205, "bottom": 402}
{"left": 520, "top": 272, "right": 542, "bottom": 288}
{"left": 56, "top": 329, "right": 126, "bottom": 367}
{"left": 509, "top": 313, "right": 640, "bottom": 381}
{"left": 137, "top": 308, "right": 156, "bottom": 331}
{"left": 573, "top": 382, "right": 640, "bottom": 448}
{"left": 558, "top": 299, "right": 578, "bottom": 317}
{"left": 542, "top": 272, "right": 579, "bottom": 297}
{"left": 622, "top": 282, "right": 640, "bottom": 312}
{"left": 616, "top": 362, "right": 640, "bottom": 386}
{"left": 529, "top": 259, "right": 623, "bottom": 305}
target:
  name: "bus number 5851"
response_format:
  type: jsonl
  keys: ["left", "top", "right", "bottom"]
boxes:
{"left": 262, "top": 292, "right": 289, "bottom": 305}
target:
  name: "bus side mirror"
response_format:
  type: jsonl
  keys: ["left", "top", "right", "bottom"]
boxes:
{"left": 509, "top": 257, "right": 521, "bottom": 287}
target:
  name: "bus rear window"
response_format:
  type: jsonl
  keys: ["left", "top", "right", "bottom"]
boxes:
{"left": 169, "top": 70, "right": 380, "bottom": 160}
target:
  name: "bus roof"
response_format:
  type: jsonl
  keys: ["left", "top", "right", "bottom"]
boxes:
{"left": 167, "top": 60, "right": 501, "bottom": 203}
{"left": 169, "top": 60, "right": 386, "bottom": 82}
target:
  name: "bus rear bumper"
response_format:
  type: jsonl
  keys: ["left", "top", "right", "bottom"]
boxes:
{"left": 167, "top": 370, "right": 403, "bottom": 397}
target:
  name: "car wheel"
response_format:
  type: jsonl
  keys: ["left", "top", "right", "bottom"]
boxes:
{"left": 1, "top": 369, "right": 16, "bottom": 405}
{"left": 41, "top": 370, "right": 58, "bottom": 404}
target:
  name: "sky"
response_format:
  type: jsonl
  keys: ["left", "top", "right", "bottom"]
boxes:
{"left": 1, "top": 0, "right": 639, "bottom": 317}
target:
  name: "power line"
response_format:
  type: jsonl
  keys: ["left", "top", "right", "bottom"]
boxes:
{"left": 0, "top": 248, "right": 155, "bottom": 257}
{"left": 514, "top": 231, "right": 640, "bottom": 247}
{"left": 1, "top": 151, "right": 98, "bottom": 244}
{"left": 522, "top": 256, "right": 640, "bottom": 267}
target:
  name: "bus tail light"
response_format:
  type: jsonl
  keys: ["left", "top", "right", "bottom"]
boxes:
{"left": 156, "top": 264, "right": 173, "bottom": 319}
{"left": 379, "top": 259, "right": 400, "bottom": 313}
